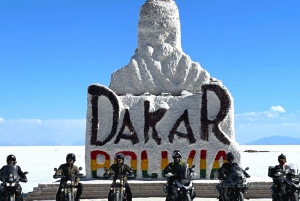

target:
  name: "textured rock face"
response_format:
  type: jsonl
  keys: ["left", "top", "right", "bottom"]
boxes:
{"left": 109, "top": 0, "right": 210, "bottom": 96}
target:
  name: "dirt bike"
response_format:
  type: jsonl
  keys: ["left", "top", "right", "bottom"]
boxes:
{"left": 163, "top": 164, "right": 197, "bottom": 201}
{"left": 103, "top": 167, "right": 134, "bottom": 201}
{"left": 269, "top": 164, "right": 300, "bottom": 201}
{"left": 0, "top": 164, "right": 28, "bottom": 201}
{"left": 53, "top": 167, "right": 84, "bottom": 201}
{"left": 216, "top": 164, "right": 250, "bottom": 201}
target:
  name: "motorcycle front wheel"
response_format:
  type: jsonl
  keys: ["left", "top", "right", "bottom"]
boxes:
{"left": 183, "top": 193, "right": 192, "bottom": 201}
{"left": 7, "top": 193, "right": 15, "bottom": 201}
{"left": 67, "top": 192, "right": 74, "bottom": 201}
{"left": 114, "top": 192, "right": 120, "bottom": 201}
{"left": 233, "top": 191, "right": 244, "bottom": 201}
{"left": 288, "top": 192, "right": 298, "bottom": 201}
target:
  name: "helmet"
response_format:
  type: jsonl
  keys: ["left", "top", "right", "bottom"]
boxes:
{"left": 115, "top": 153, "right": 125, "bottom": 161}
{"left": 226, "top": 152, "right": 234, "bottom": 161}
{"left": 66, "top": 153, "right": 76, "bottom": 162}
{"left": 6, "top": 154, "right": 17, "bottom": 165}
{"left": 172, "top": 150, "right": 181, "bottom": 159}
{"left": 278, "top": 153, "right": 286, "bottom": 162}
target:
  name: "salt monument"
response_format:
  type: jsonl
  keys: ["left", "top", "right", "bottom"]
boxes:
{"left": 85, "top": 0, "right": 241, "bottom": 180}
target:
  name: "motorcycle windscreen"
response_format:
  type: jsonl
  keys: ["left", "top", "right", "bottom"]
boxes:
{"left": 3, "top": 164, "right": 19, "bottom": 180}
{"left": 230, "top": 164, "right": 245, "bottom": 183}
{"left": 174, "top": 163, "right": 191, "bottom": 185}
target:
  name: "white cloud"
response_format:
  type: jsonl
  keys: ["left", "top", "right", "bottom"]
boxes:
{"left": 235, "top": 106, "right": 286, "bottom": 121}
{"left": 235, "top": 107, "right": 300, "bottom": 144}
{"left": 270, "top": 106, "right": 286, "bottom": 113}
{"left": 0, "top": 117, "right": 3, "bottom": 123}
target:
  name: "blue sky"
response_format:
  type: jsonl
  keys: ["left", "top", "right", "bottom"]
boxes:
{"left": 0, "top": 0, "right": 299, "bottom": 145}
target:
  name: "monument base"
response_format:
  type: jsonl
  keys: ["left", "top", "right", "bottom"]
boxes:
{"left": 26, "top": 179, "right": 272, "bottom": 200}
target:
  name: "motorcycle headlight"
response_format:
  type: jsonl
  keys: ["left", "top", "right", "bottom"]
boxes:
{"left": 6, "top": 182, "right": 10, "bottom": 186}
{"left": 235, "top": 177, "right": 243, "bottom": 184}
{"left": 115, "top": 179, "right": 121, "bottom": 183}
{"left": 11, "top": 182, "right": 16, "bottom": 187}
{"left": 67, "top": 180, "right": 71, "bottom": 185}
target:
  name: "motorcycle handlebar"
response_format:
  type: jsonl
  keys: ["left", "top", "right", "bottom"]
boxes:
{"left": 19, "top": 177, "right": 27, "bottom": 183}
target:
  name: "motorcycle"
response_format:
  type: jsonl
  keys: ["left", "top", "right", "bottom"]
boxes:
{"left": 53, "top": 167, "right": 84, "bottom": 201}
{"left": 0, "top": 164, "right": 28, "bottom": 201}
{"left": 103, "top": 167, "right": 135, "bottom": 201}
{"left": 216, "top": 164, "right": 250, "bottom": 201}
{"left": 268, "top": 164, "right": 300, "bottom": 201}
{"left": 163, "top": 164, "right": 197, "bottom": 201}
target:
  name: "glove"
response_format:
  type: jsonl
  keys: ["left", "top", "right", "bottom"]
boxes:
{"left": 53, "top": 175, "right": 60, "bottom": 179}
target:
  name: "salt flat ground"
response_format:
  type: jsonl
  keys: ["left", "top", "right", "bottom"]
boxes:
{"left": 59, "top": 198, "right": 271, "bottom": 201}
{"left": 1, "top": 145, "right": 300, "bottom": 194}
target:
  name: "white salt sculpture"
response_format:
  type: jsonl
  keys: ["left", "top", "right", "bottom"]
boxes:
{"left": 85, "top": 0, "right": 241, "bottom": 180}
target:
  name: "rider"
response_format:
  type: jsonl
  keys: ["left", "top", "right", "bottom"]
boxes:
{"left": 216, "top": 152, "right": 238, "bottom": 200}
{"left": 105, "top": 153, "right": 133, "bottom": 201}
{"left": 274, "top": 153, "right": 291, "bottom": 173}
{"left": 271, "top": 153, "right": 291, "bottom": 194}
{"left": 218, "top": 152, "right": 238, "bottom": 179}
{"left": 163, "top": 150, "right": 185, "bottom": 200}
{"left": 0, "top": 155, "right": 27, "bottom": 201}
{"left": 53, "top": 153, "right": 83, "bottom": 201}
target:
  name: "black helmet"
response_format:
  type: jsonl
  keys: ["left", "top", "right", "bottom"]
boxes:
{"left": 278, "top": 153, "right": 286, "bottom": 161}
{"left": 66, "top": 153, "right": 76, "bottom": 162}
{"left": 6, "top": 154, "right": 17, "bottom": 165}
{"left": 115, "top": 153, "right": 125, "bottom": 161}
{"left": 172, "top": 150, "right": 182, "bottom": 159}
{"left": 226, "top": 152, "right": 234, "bottom": 161}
